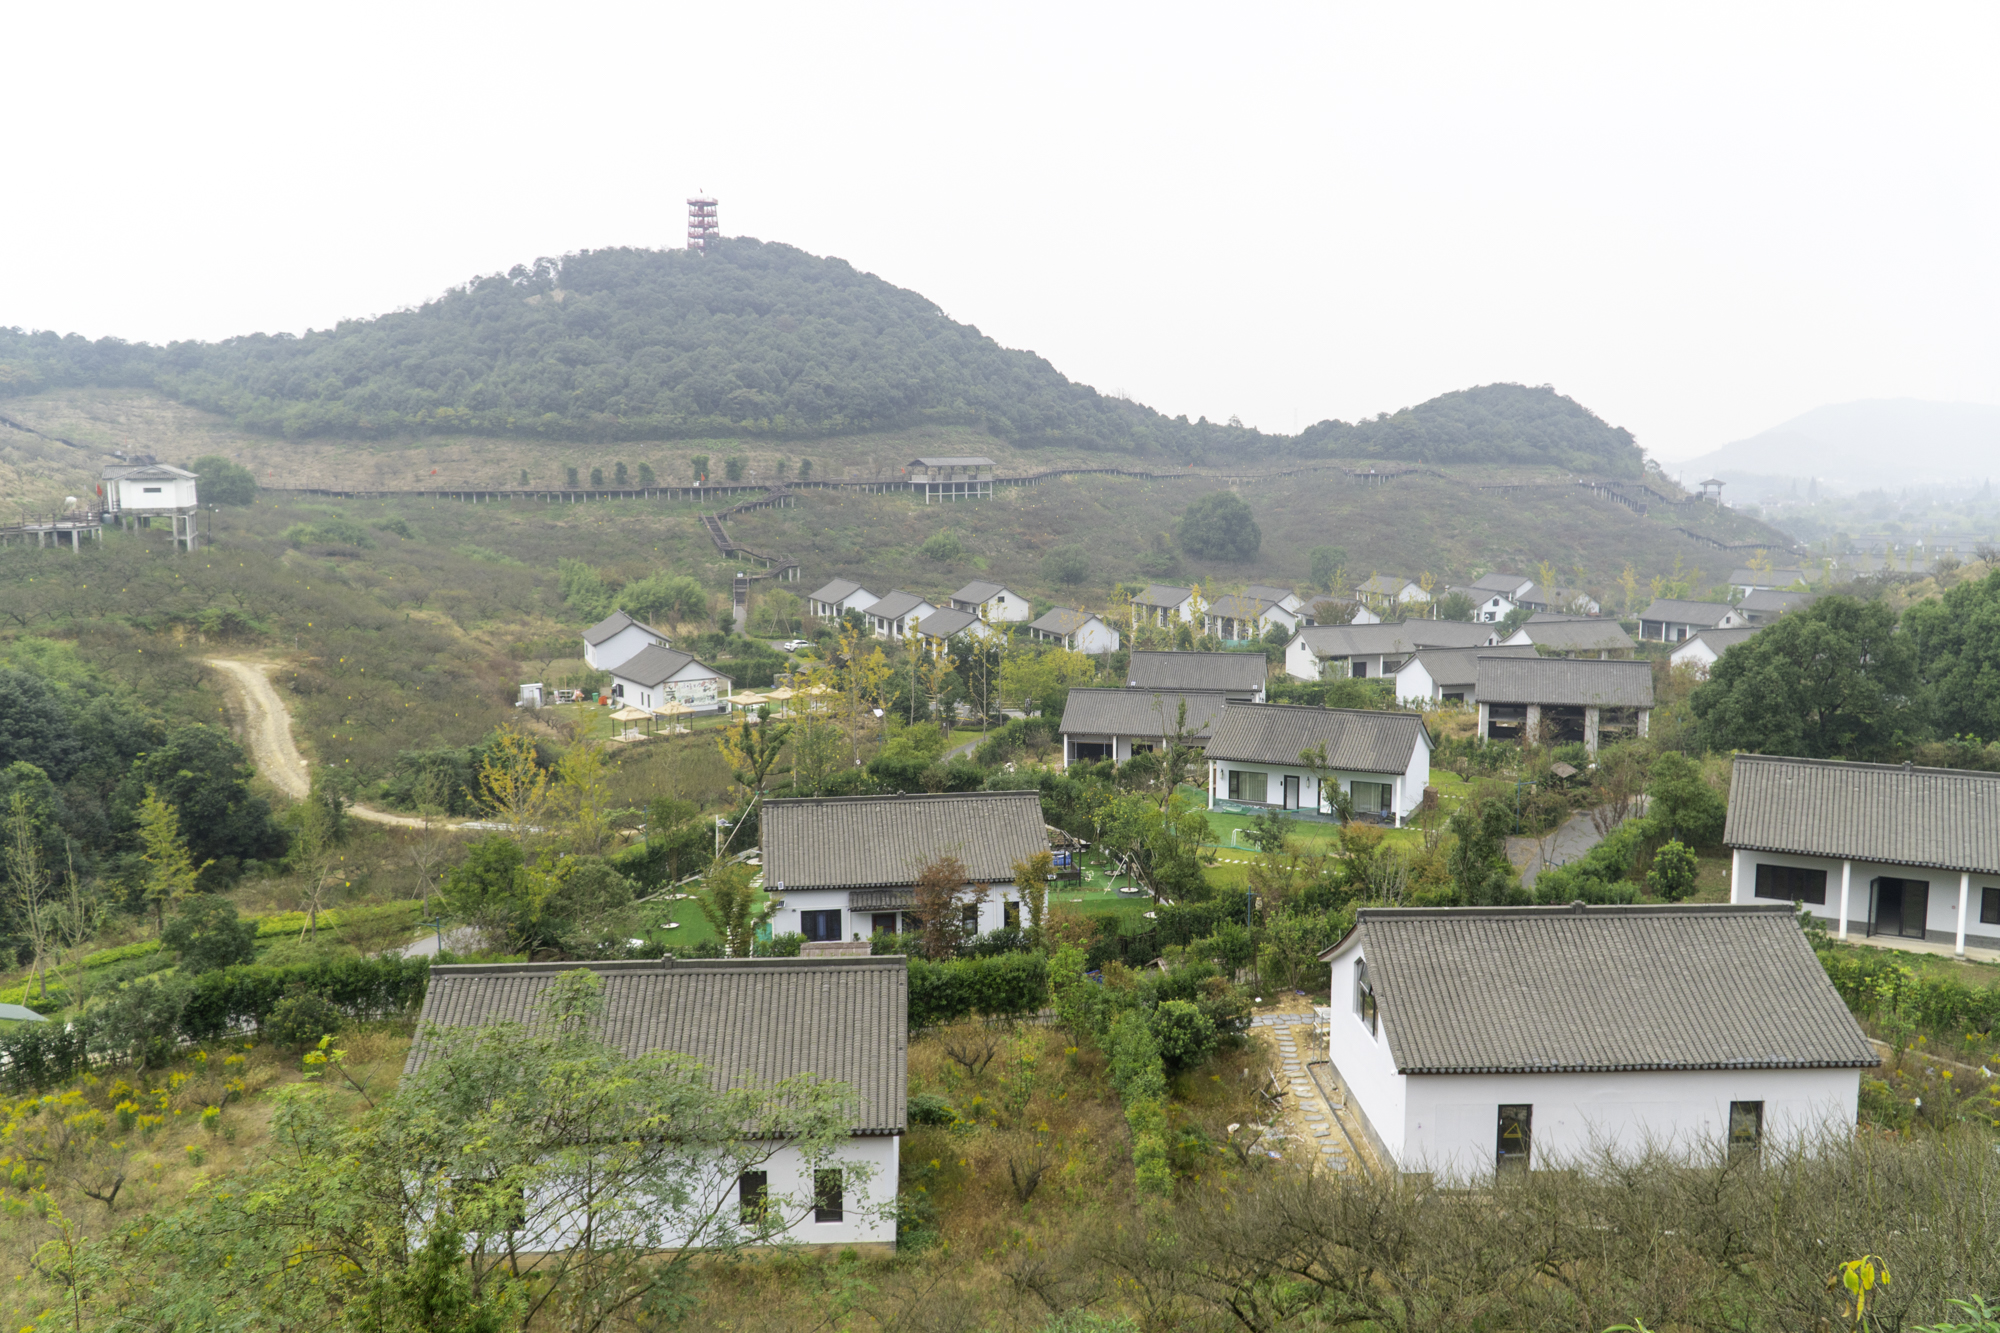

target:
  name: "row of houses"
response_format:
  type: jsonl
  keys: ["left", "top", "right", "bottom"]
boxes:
{"left": 809, "top": 578, "right": 1124, "bottom": 654}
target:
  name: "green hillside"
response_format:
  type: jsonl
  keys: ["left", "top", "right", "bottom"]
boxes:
{"left": 1296, "top": 382, "right": 1642, "bottom": 475}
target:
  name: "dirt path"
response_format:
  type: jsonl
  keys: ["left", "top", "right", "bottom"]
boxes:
{"left": 204, "top": 658, "right": 433, "bottom": 828}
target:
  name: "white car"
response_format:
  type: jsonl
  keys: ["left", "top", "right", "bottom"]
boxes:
{"left": 781, "top": 639, "right": 811, "bottom": 652}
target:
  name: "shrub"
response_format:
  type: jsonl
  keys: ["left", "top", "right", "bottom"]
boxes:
{"left": 1178, "top": 491, "right": 1261, "bottom": 561}
{"left": 906, "top": 952, "right": 1049, "bottom": 1028}
{"left": 1040, "top": 545, "right": 1089, "bottom": 585}
{"left": 1649, "top": 838, "right": 1699, "bottom": 902}
{"left": 908, "top": 1092, "right": 956, "bottom": 1126}
{"left": 264, "top": 992, "right": 343, "bottom": 1050}
{"left": 920, "top": 530, "right": 964, "bottom": 563}
{"left": 161, "top": 895, "right": 259, "bottom": 974}
{"left": 1151, "top": 999, "right": 1218, "bottom": 1074}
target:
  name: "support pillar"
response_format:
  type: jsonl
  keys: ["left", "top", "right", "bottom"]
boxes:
{"left": 1839, "top": 860, "right": 1851, "bottom": 940}
{"left": 1957, "top": 872, "right": 1970, "bottom": 957}
{"left": 1525, "top": 703, "right": 1542, "bottom": 742}
{"left": 1583, "top": 705, "right": 1600, "bottom": 756}
{"left": 1729, "top": 848, "right": 1744, "bottom": 902}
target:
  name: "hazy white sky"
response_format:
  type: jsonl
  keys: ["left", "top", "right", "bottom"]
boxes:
{"left": 10, "top": 2, "right": 1998, "bottom": 460}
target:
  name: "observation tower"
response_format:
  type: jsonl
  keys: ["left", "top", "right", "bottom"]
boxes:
{"left": 687, "top": 196, "right": 719, "bottom": 251}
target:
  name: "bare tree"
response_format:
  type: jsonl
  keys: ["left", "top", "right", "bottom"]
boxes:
{"left": 5, "top": 795, "right": 54, "bottom": 1000}
{"left": 912, "top": 854, "right": 984, "bottom": 960}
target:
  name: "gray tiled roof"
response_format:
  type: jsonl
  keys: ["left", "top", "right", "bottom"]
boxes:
{"left": 1205, "top": 703, "right": 1430, "bottom": 774}
{"left": 405, "top": 957, "right": 907, "bottom": 1133}
{"left": 1677, "top": 626, "right": 1762, "bottom": 656}
{"left": 867, "top": 590, "right": 933, "bottom": 621}
{"left": 1132, "top": 584, "right": 1193, "bottom": 608}
{"left": 1059, "top": 688, "right": 1230, "bottom": 740}
{"left": 1724, "top": 754, "right": 2000, "bottom": 875}
{"left": 1244, "top": 585, "right": 1298, "bottom": 605}
{"left": 809, "top": 578, "right": 872, "bottom": 606}
{"left": 1396, "top": 644, "right": 1539, "bottom": 689}
{"left": 1206, "top": 594, "right": 1276, "bottom": 620}
{"left": 1638, "top": 598, "right": 1737, "bottom": 626}
{"left": 611, "top": 645, "right": 722, "bottom": 688}
{"left": 1291, "top": 620, "right": 1495, "bottom": 659}
{"left": 582, "top": 609, "right": 666, "bottom": 647}
{"left": 1355, "top": 574, "right": 1414, "bottom": 596}
{"left": 1127, "top": 651, "right": 1267, "bottom": 694}
{"left": 910, "top": 456, "right": 994, "bottom": 468}
{"left": 762, "top": 790, "right": 1049, "bottom": 890}
{"left": 1471, "top": 571, "right": 1532, "bottom": 595}
{"left": 109, "top": 463, "right": 199, "bottom": 482}
{"left": 1325, "top": 904, "right": 1877, "bottom": 1074}
{"left": 1029, "top": 607, "right": 1097, "bottom": 635}
{"left": 1475, "top": 656, "right": 1654, "bottom": 707}
{"left": 1509, "top": 615, "right": 1636, "bottom": 653}
{"left": 1741, "top": 589, "right": 1816, "bottom": 616}
{"left": 915, "top": 607, "right": 982, "bottom": 639}
{"left": 950, "top": 580, "right": 1008, "bottom": 604}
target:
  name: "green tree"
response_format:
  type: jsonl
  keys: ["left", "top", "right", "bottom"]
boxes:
{"left": 1904, "top": 567, "right": 2000, "bottom": 743}
{"left": 1645, "top": 751, "right": 1726, "bottom": 847}
{"left": 798, "top": 459, "right": 812, "bottom": 480}
{"left": 1648, "top": 838, "right": 1699, "bottom": 902}
{"left": 589, "top": 466, "right": 604, "bottom": 487}
{"left": 136, "top": 786, "right": 210, "bottom": 932}
{"left": 1445, "top": 796, "right": 1517, "bottom": 905}
{"left": 1178, "top": 492, "right": 1262, "bottom": 561}
{"left": 1013, "top": 851, "right": 1053, "bottom": 947}
{"left": 441, "top": 834, "right": 530, "bottom": 937}
{"left": 1692, "top": 596, "right": 1916, "bottom": 757}
{"left": 690, "top": 454, "right": 710, "bottom": 481}
{"left": 566, "top": 466, "right": 579, "bottom": 487}
{"left": 724, "top": 456, "right": 745, "bottom": 481}
{"left": 190, "top": 455, "right": 256, "bottom": 506}
{"left": 613, "top": 461, "right": 629, "bottom": 486}
{"left": 698, "top": 862, "right": 778, "bottom": 956}
{"left": 1041, "top": 545, "right": 1090, "bottom": 585}
{"left": 160, "top": 894, "right": 258, "bottom": 972}
{"left": 921, "top": 529, "right": 964, "bottom": 563}
{"left": 1103, "top": 790, "right": 1213, "bottom": 903}
{"left": 618, "top": 573, "right": 709, "bottom": 627}
{"left": 117, "top": 724, "right": 284, "bottom": 878}
{"left": 1309, "top": 545, "right": 1348, "bottom": 592}
{"left": 1434, "top": 590, "right": 1476, "bottom": 621}
{"left": 637, "top": 461, "right": 657, "bottom": 486}
{"left": 788, "top": 713, "right": 843, "bottom": 796}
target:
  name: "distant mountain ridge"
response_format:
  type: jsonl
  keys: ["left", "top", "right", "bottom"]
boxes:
{"left": 1676, "top": 399, "right": 2000, "bottom": 493}
{"left": 2, "top": 240, "right": 1636, "bottom": 472}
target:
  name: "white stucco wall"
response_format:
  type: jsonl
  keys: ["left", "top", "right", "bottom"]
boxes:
{"left": 1207, "top": 752, "right": 1427, "bottom": 824}
{"left": 1326, "top": 942, "right": 1410, "bottom": 1164}
{"left": 1285, "top": 635, "right": 1322, "bottom": 681}
{"left": 1394, "top": 659, "right": 1438, "bottom": 705}
{"left": 586, "top": 623, "right": 668, "bottom": 672}
{"left": 1728, "top": 848, "right": 2000, "bottom": 952}
{"left": 769, "top": 886, "right": 1022, "bottom": 942}
{"left": 1669, "top": 640, "right": 1721, "bottom": 676}
{"left": 115, "top": 475, "right": 198, "bottom": 511}
{"left": 1073, "top": 618, "right": 1121, "bottom": 654}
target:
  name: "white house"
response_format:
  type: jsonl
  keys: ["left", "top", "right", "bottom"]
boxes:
{"left": 1514, "top": 584, "right": 1602, "bottom": 616}
{"left": 1202, "top": 594, "right": 1299, "bottom": 644}
{"left": 1474, "top": 655, "right": 1653, "bottom": 755}
{"left": 102, "top": 461, "right": 201, "bottom": 548}
{"left": 1204, "top": 703, "right": 1432, "bottom": 826}
{"left": 1285, "top": 620, "right": 1496, "bottom": 682}
{"left": 1637, "top": 598, "right": 1747, "bottom": 643}
{"left": 607, "top": 645, "right": 732, "bottom": 715}
{"left": 1738, "top": 588, "right": 1815, "bottom": 625}
{"left": 1464, "top": 572, "right": 1533, "bottom": 622}
{"left": 1670, "top": 625, "right": 1761, "bottom": 677}
{"left": 1392, "top": 644, "right": 1539, "bottom": 707}
{"left": 1244, "top": 584, "right": 1306, "bottom": 616}
{"left": 760, "top": 789, "right": 1045, "bottom": 941}
{"left": 1725, "top": 753, "right": 2000, "bottom": 957}
{"left": 912, "top": 607, "right": 995, "bottom": 646}
{"left": 1057, "top": 688, "right": 1230, "bottom": 767}
{"left": 1354, "top": 575, "right": 1431, "bottom": 615}
{"left": 1497, "top": 614, "right": 1635, "bottom": 656}
{"left": 808, "top": 579, "right": 879, "bottom": 621}
{"left": 407, "top": 956, "right": 905, "bottom": 1252}
{"left": 582, "top": 610, "right": 671, "bottom": 672}
{"left": 1130, "top": 584, "right": 1199, "bottom": 628}
{"left": 1028, "top": 607, "right": 1121, "bottom": 654}
{"left": 1304, "top": 596, "right": 1379, "bottom": 626}
{"left": 866, "top": 591, "right": 939, "bottom": 642}
{"left": 1126, "top": 650, "right": 1267, "bottom": 702}
{"left": 1728, "top": 565, "right": 1820, "bottom": 597}
{"left": 946, "top": 580, "right": 1029, "bottom": 622}
{"left": 1319, "top": 903, "right": 1876, "bottom": 1182}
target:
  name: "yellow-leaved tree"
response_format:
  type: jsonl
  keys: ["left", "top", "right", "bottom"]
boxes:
{"left": 472, "top": 727, "right": 554, "bottom": 844}
{"left": 137, "top": 786, "right": 210, "bottom": 933}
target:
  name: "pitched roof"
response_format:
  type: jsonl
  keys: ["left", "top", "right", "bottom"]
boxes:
{"left": 1131, "top": 584, "right": 1193, "bottom": 608}
{"left": 1058, "top": 688, "right": 1230, "bottom": 740}
{"left": 762, "top": 789, "right": 1049, "bottom": 889}
{"left": 867, "top": 590, "right": 933, "bottom": 621}
{"left": 1355, "top": 574, "right": 1415, "bottom": 596}
{"left": 611, "top": 645, "right": 725, "bottom": 688}
{"left": 582, "top": 609, "right": 666, "bottom": 647}
{"left": 1029, "top": 607, "right": 1101, "bottom": 635}
{"left": 1724, "top": 753, "right": 2000, "bottom": 876}
{"left": 1206, "top": 593, "right": 1276, "bottom": 620}
{"left": 1396, "top": 644, "right": 1539, "bottom": 689}
{"left": 809, "top": 578, "right": 872, "bottom": 605}
{"left": 1471, "top": 571, "right": 1533, "bottom": 595}
{"left": 909, "top": 456, "right": 994, "bottom": 468}
{"left": 1508, "top": 615, "right": 1636, "bottom": 653}
{"left": 1244, "top": 585, "right": 1298, "bottom": 605}
{"left": 1638, "top": 598, "right": 1738, "bottom": 626}
{"left": 1323, "top": 903, "right": 1877, "bottom": 1075}
{"left": 1675, "top": 626, "right": 1762, "bottom": 657}
{"left": 406, "top": 957, "right": 907, "bottom": 1133}
{"left": 1290, "top": 620, "right": 1495, "bottom": 659}
{"left": 1729, "top": 566, "right": 1819, "bottom": 586}
{"left": 1474, "top": 655, "right": 1654, "bottom": 707}
{"left": 950, "top": 580, "right": 1010, "bottom": 604}
{"left": 915, "top": 607, "right": 982, "bottom": 639}
{"left": 113, "top": 463, "right": 199, "bottom": 482}
{"left": 1127, "top": 650, "right": 1267, "bottom": 694}
{"left": 1741, "top": 588, "right": 1816, "bottom": 616}
{"left": 1204, "top": 703, "right": 1430, "bottom": 774}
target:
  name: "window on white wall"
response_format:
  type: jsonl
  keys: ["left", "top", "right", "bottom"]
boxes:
{"left": 1754, "top": 863, "right": 1828, "bottom": 905}
{"left": 1496, "top": 1105, "right": 1532, "bottom": 1175}
{"left": 1353, "top": 959, "right": 1377, "bottom": 1036}
{"left": 1227, "top": 770, "right": 1267, "bottom": 803}
{"left": 1728, "top": 1101, "right": 1763, "bottom": 1158}
{"left": 1982, "top": 887, "right": 1999, "bottom": 926}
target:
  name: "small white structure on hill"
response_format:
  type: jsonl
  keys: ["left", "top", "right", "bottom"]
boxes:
{"left": 102, "top": 461, "right": 201, "bottom": 548}
{"left": 607, "top": 646, "right": 731, "bottom": 715}
{"left": 1320, "top": 903, "right": 1876, "bottom": 1182}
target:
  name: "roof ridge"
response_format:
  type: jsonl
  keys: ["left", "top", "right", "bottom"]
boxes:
{"left": 764, "top": 788, "right": 1037, "bottom": 807}
{"left": 431, "top": 954, "right": 908, "bottom": 977}
{"left": 1357, "top": 902, "right": 1794, "bottom": 920}
{"left": 1733, "top": 752, "right": 2000, "bottom": 781}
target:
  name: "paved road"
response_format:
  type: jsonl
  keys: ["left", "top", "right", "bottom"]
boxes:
{"left": 1508, "top": 812, "right": 1612, "bottom": 888}
{"left": 204, "top": 657, "right": 438, "bottom": 829}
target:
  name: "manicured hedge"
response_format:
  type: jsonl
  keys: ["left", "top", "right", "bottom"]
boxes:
{"left": 1820, "top": 949, "right": 2000, "bottom": 1035}
{"left": 906, "top": 952, "right": 1048, "bottom": 1029}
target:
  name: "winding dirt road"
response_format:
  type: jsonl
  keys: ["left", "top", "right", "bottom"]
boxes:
{"left": 204, "top": 658, "right": 431, "bottom": 828}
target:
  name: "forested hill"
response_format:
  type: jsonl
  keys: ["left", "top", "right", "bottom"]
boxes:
{"left": 0, "top": 241, "right": 1269, "bottom": 457}
{"left": 1295, "top": 383, "right": 1644, "bottom": 476}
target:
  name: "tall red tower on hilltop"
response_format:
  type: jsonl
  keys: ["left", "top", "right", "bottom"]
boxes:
{"left": 687, "top": 196, "right": 718, "bottom": 251}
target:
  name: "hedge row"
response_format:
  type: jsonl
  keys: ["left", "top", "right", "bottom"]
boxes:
{"left": 0, "top": 955, "right": 432, "bottom": 1094}
{"left": 906, "top": 952, "right": 1048, "bottom": 1029}
{"left": 1084, "top": 896, "right": 1253, "bottom": 970}
{"left": 1820, "top": 949, "right": 2000, "bottom": 1035}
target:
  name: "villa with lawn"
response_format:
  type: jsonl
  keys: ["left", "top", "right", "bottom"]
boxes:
{"left": 1203, "top": 702, "right": 1432, "bottom": 825}
{"left": 1057, "top": 688, "right": 1230, "bottom": 767}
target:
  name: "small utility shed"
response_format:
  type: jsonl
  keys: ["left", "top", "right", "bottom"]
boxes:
{"left": 1392, "top": 644, "right": 1539, "bottom": 706}
{"left": 581, "top": 609, "right": 671, "bottom": 672}
{"left": 1638, "top": 598, "right": 1746, "bottom": 643}
{"left": 1204, "top": 703, "right": 1431, "bottom": 824}
{"left": 1475, "top": 656, "right": 1652, "bottom": 754}
{"left": 406, "top": 956, "right": 907, "bottom": 1250}
{"left": 1126, "top": 650, "right": 1267, "bottom": 702}
{"left": 1725, "top": 754, "right": 2000, "bottom": 957}
{"left": 1320, "top": 903, "right": 1876, "bottom": 1182}
{"left": 761, "top": 789, "right": 1047, "bottom": 943}
{"left": 1057, "top": 688, "right": 1229, "bottom": 767}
